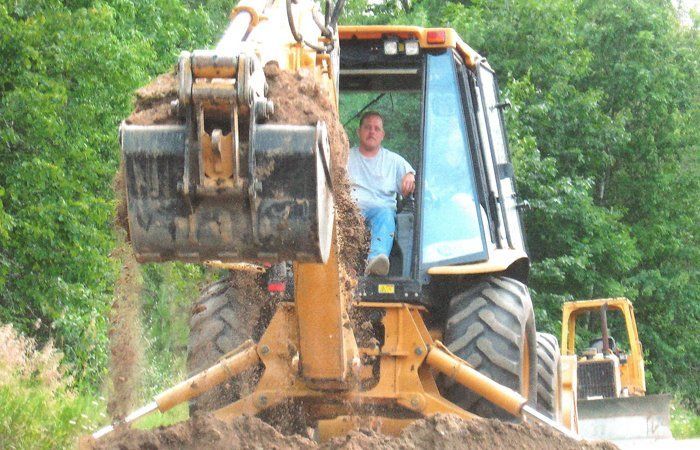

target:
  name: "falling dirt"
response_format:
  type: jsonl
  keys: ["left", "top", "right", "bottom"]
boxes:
{"left": 106, "top": 229, "right": 143, "bottom": 420}
{"left": 88, "top": 413, "right": 617, "bottom": 450}
{"left": 114, "top": 158, "right": 129, "bottom": 238}
{"left": 264, "top": 61, "right": 368, "bottom": 306}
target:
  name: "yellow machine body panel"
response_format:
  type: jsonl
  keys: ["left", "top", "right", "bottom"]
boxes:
{"left": 338, "top": 25, "right": 482, "bottom": 68}
{"left": 427, "top": 248, "right": 528, "bottom": 276}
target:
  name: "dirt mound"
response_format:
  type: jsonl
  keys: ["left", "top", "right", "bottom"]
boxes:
{"left": 324, "top": 415, "right": 617, "bottom": 450}
{"left": 91, "top": 414, "right": 314, "bottom": 450}
{"left": 90, "top": 413, "right": 616, "bottom": 450}
{"left": 125, "top": 72, "right": 178, "bottom": 125}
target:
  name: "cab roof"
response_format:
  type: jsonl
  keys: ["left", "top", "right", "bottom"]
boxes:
{"left": 338, "top": 25, "right": 482, "bottom": 69}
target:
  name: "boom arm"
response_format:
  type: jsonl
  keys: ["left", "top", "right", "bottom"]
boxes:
{"left": 120, "top": 0, "right": 358, "bottom": 388}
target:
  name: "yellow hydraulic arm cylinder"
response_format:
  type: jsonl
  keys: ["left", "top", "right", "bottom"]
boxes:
{"left": 90, "top": 342, "right": 260, "bottom": 440}
{"left": 426, "top": 345, "right": 526, "bottom": 416}
{"left": 426, "top": 343, "right": 580, "bottom": 440}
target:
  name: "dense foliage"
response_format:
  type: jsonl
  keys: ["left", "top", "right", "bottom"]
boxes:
{"left": 0, "top": 0, "right": 697, "bottom": 415}
{"left": 0, "top": 0, "right": 226, "bottom": 387}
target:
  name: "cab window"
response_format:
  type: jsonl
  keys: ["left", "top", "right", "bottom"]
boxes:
{"left": 420, "top": 51, "right": 487, "bottom": 267}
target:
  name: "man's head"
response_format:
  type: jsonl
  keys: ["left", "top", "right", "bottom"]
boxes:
{"left": 357, "top": 111, "right": 385, "bottom": 155}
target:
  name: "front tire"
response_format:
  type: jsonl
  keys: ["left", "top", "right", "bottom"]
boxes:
{"left": 186, "top": 274, "right": 264, "bottom": 414}
{"left": 536, "top": 332, "right": 560, "bottom": 420}
{"left": 441, "top": 276, "right": 537, "bottom": 420}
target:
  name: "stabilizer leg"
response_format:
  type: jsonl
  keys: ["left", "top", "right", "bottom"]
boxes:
{"left": 90, "top": 341, "right": 260, "bottom": 440}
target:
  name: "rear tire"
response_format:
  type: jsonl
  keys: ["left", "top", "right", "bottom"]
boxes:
{"left": 536, "top": 332, "right": 560, "bottom": 420}
{"left": 441, "top": 276, "right": 537, "bottom": 420}
{"left": 186, "top": 275, "right": 263, "bottom": 414}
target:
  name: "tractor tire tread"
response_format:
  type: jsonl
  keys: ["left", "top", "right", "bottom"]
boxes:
{"left": 536, "top": 332, "right": 560, "bottom": 419}
{"left": 442, "top": 276, "right": 537, "bottom": 420}
{"left": 187, "top": 277, "right": 255, "bottom": 414}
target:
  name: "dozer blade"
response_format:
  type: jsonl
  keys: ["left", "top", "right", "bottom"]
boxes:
{"left": 577, "top": 394, "right": 672, "bottom": 443}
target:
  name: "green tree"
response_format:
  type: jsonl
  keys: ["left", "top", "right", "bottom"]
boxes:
{"left": 576, "top": 0, "right": 700, "bottom": 407}
{"left": 0, "top": 0, "right": 221, "bottom": 387}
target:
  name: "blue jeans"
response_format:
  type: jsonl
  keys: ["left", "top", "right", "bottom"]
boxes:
{"left": 362, "top": 207, "right": 396, "bottom": 260}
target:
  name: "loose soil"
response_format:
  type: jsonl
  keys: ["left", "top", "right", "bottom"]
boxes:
{"left": 89, "top": 413, "right": 617, "bottom": 450}
{"left": 117, "top": 63, "right": 368, "bottom": 287}
{"left": 107, "top": 230, "right": 143, "bottom": 419}
{"left": 115, "top": 71, "right": 179, "bottom": 235}
{"left": 264, "top": 61, "right": 368, "bottom": 299}
{"left": 125, "top": 72, "right": 178, "bottom": 125}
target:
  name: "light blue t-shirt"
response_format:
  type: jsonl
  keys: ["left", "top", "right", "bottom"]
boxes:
{"left": 347, "top": 146, "right": 415, "bottom": 211}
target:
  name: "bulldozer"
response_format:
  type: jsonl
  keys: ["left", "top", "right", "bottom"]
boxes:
{"left": 561, "top": 298, "right": 672, "bottom": 443}
{"left": 91, "top": 0, "right": 583, "bottom": 443}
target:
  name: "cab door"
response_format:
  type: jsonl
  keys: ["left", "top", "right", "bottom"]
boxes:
{"left": 474, "top": 61, "right": 526, "bottom": 252}
{"left": 419, "top": 51, "right": 488, "bottom": 272}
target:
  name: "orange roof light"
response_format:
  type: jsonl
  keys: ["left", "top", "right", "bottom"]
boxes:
{"left": 426, "top": 29, "right": 446, "bottom": 44}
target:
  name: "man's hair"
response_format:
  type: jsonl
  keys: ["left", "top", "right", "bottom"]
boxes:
{"left": 359, "top": 111, "right": 384, "bottom": 128}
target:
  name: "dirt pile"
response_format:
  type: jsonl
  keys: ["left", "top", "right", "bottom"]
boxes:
{"left": 90, "top": 413, "right": 616, "bottom": 450}
{"left": 323, "top": 415, "right": 617, "bottom": 450}
{"left": 90, "top": 414, "right": 314, "bottom": 450}
{"left": 125, "top": 72, "right": 178, "bottom": 125}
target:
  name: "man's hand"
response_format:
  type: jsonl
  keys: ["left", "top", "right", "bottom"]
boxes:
{"left": 401, "top": 172, "right": 416, "bottom": 197}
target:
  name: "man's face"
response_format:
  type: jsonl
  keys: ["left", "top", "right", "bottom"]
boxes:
{"left": 358, "top": 115, "right": 385, "bottom": 152}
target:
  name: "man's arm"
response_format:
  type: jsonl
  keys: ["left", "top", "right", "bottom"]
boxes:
{"left": 401, "top": 172, "right": 415, "bottom": 197}
{"left": 393, "top": 152, "right": 416, "bottom": 197}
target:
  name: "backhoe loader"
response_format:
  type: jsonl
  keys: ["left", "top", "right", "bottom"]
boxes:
{"left": 562, "top": 298, "right": 672, "bottom": 442}
{"left": 90, "top": 0, "right": 581, "bottom": 442}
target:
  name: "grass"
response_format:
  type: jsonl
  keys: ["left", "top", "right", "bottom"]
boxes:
{"left": 0, "top": 324, "right": 104, "bottom": 450}
{"left": 0, "top": 385, "right": 103, "bottom": 450}
{"left": 135, "top": 403, "right": 189, "bottom": 429}
{"left": 671, "top": 402, "right": 700, "bottom": 439}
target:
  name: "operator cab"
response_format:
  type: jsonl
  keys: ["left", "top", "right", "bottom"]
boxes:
{"left": 338, "top": 29, "right": 527, "bottom": 305}
{"left": 589, "top": 336, "right": 619, "bottom": 354}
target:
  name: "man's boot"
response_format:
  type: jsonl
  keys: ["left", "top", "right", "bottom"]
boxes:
{"left": 365, "top": 254, "right": 390, "bottom": 276}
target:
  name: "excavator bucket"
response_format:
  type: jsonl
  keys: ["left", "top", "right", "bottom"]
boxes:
{"left": 577, "top": 394, "right": 672, "bottom": 443}
{"left": 119, "top": 50, "right": 334, "bottom": 265}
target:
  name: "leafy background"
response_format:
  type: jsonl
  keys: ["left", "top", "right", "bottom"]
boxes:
{"left": 0, "top": 0, "right": 697, "bottom": 446}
